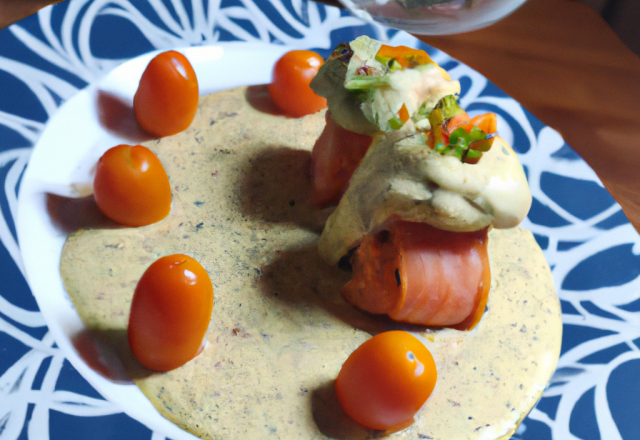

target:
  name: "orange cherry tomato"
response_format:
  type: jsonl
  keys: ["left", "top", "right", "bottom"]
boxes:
{"left": 93, "top": 144, "right": 171, "bottom": 227}
{"left": 134, "top": 50, "right": 199, "bottom": 137}
{"left": 335, "top": 331, "right": 437, "bottom": 431}
{"left": 128, "top": 254, "right": 214, "bottom": 372}
{"left": 268, "top": 50, "right": 327, "bottom": 118}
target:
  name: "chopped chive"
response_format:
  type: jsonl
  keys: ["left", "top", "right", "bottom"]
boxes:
{"left": 464, "top": 149, "right": 483, "bottom": 164}
{"left": 375, "top": 54, "right": 392, "bottom": 65}
{"left": 465, "top": 149, "right": 483, "bottom": 159}
{"left": 344, "top": 75, "right": 390, "bottom": 90}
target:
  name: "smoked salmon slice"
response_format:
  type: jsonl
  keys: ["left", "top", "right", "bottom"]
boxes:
{"left": 311, "top": 111, "right": 373, "bottom": 208}
{"left": 341, "top": 221, "right": 490, "bottom": 330}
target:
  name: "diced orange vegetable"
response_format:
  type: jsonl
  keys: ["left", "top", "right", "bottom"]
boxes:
{"left": 376, "top": 45, "right": 451, "bottom": 80}
{"left": 377, "top": 45, "right": 434, "bottom": 69}
{"left": 398, "top": 104, "right": 410, "bottom": 124}
{"left": 445, "top": 112, "right": 471, "bottom": 133}
{"left": 342, "top": 221, "right": 490, "bottom": 330}
{"left": 455, "top": 112, "right": 498, "bottom": 135}
{"left": 311, "top": 111, "right": 373, "bottom": 207}
{"left": 470, "top": 113, "right": 498, "bottom": 134}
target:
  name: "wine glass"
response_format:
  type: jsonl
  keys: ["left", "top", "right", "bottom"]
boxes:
{"left": 339, "top": 0, "right": 528, "bottom": 35}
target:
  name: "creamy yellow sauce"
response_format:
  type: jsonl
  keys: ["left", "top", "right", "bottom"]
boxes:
{"left": 318, "top": 126, "right": 532, "bottom": 265}
{"left": 60, "top": 87, "right": 560, "bottom": 440}
{"left": 365, "top": 67, "right": 461, "bottom": 132}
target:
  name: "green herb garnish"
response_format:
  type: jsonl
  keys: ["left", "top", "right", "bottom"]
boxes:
{"left": 427, "top": 96, "right": 495, "bottom": 164}
{"left": 449, "top": 126, "right": 486, "bottom": 148}
{"left": 464, "top": 148, "right": 487, "bottom": 164}
{"left": 344, "top": 75, "right": 391, "bottom": 90}
{"left": 441, "top": 127, "right": 493, "bottom": 162}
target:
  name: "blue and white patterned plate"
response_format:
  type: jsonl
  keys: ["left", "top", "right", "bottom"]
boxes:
{"left": 1, "top": 1, "right": 639, "bottom": 439}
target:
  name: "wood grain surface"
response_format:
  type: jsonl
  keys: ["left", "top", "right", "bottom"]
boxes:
{"left": 0, "top": 0, "right": 63, "bottom": 28}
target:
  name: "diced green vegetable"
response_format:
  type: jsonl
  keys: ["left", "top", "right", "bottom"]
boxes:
{"left": 388, "top": 116, "right": 404, "bottom": 130}
{"left": 465, "top": 149, "right": 483, "bottom": 160}
{"left": 463, "top": 148, "right": 484, "bottom": 164}
{"left": 440, "top": 145, "right": 466, "bottom": 160}
{"left": 469, "top": 137, "right": 494, "bottom": 152}
{"left": 449, "top": 126, "right": 487, "bottom": 149}
{"left": 345, "top": 75, "right": 391, "bottom": 90}
{"left": 426, "top": 96, "right": 495, "bottom": 164}
{"left": 389, "top": 59, "right": 403, "bottom": 71}
{"left": 417, "top": 102, "right": 431, "bottom": 117}
{"left": 373, "top": 55, "right": 404, "bottom": 73}
{"left": 467, "top": 126, "right": 488, "bottom": 142}
{"left": 435, "top": 95, "right": 465, "bottom": 120}
{"left": 428, "top": 95, "right": 463, "bottom": 129}
{"left": 375, "top": 54, "right": 392, "bottom": 65}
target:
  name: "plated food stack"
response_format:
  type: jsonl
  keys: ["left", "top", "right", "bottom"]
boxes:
{"left": 60, "top": 38, "right": 561, "bottom": 440}
{"left": 311, "top": 36, "right": 531, "bottom": 329}
{"left": 308, "top": 36, "right": 551, "bottom": 431}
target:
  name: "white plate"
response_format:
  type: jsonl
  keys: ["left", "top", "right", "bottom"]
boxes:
{"left": 16, "top": 43, "right": 293, "bottom": 440}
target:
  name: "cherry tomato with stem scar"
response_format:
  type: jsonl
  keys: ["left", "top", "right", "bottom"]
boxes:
{"left": 93, "top": 144, "right": 171, "bottom": 227}
{"left": 128, "top": 254, "right": 214, "bottom": 372}
{"left": 134, "top": 50, "right": 199, "bottom": 137}
{"left": 335, "top": 331, "right": 437, "bottom": 431}
{"left": 268, "top": 50, "right": 327, "bottom": 118}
